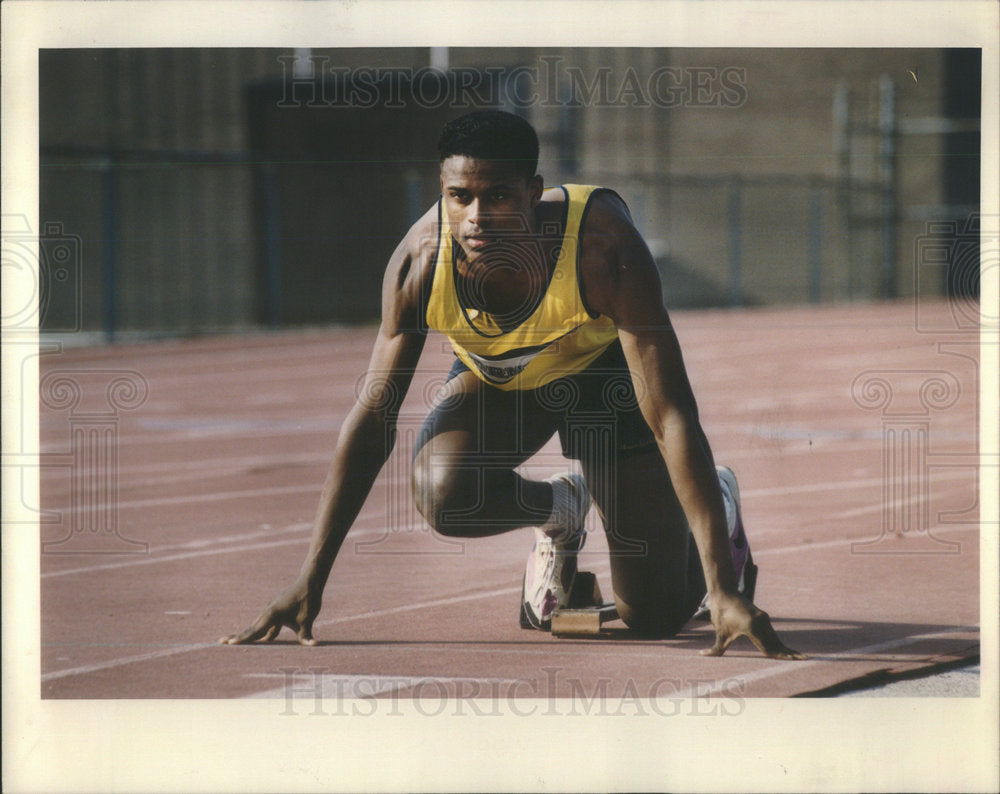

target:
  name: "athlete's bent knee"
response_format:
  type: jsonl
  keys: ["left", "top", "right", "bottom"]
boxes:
{"left": 411, "top": 454, "right": 477, "bottom": 537}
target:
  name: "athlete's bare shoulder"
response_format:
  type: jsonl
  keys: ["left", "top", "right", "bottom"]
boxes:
{"left": 582, "top": 188, "right": 636, "bottom": 240}
{"left": 394, "top": 202, "right": 440, "bottom": 286}
{"left": 576, "top": 189, "right": 657, "bottom": 319}
{"left": 382, "top": 201, "right": 441, "bottom": 334}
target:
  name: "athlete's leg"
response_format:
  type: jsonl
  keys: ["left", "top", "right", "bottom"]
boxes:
{"left": 411, "top": 369, "right": 558, "bottom": 538}
{"left": 558, "top": 341, "right": 704, "bottom": 636}
{"left": 581, "top": 446, "right": 705, "bottom": 636}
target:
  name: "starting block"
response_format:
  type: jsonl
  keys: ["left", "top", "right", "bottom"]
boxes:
{"left": 550, "top": 571, "right": 619, "bottom": 637}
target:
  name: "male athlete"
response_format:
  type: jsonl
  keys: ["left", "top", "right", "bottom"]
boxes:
{"left": 221, "top": 110, "right": 804, "bottom": 659}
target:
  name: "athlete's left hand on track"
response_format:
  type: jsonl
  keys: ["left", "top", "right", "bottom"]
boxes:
{"left": 700, "top": 592, "right": 807, "bottom": 660}
{"left": 218, "top": 577, "right": 320, "bottom": 646}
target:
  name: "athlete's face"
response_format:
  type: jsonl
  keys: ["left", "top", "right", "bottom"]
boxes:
{"left": 440, "top": 155, "right": 543, "bottom": 264}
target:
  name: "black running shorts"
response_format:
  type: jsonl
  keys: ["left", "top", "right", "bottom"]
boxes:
{"left": 415, "top": 339, "right": 657, "bottom": 460}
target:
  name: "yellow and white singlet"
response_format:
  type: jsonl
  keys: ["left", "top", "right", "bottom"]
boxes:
{"left": 425, "top": 184, "right": 619, "bottom": 391}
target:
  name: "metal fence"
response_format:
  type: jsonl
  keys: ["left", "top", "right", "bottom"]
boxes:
{"left": 37, "top": 72, "right": 979, "bottom": 340}
{"left": 41, "top": 148, "right": 259, "bottom": 340}
{"left": 601, "top": 172, "right": 849, "bottom": 308}
{"left": 40, "top": 152, "right": 851, "bottom": 338}
{"left": 34, "top": 150, "right": 914, "bottom": 339}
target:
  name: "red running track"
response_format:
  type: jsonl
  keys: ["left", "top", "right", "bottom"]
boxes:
{"left": 36, "top": 300, "right": 983, "bottom": 700}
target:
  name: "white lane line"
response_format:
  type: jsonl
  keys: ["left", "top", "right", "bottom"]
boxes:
{"left": 39, "top": 420, "right": 343, "bottom": 452}
{"left": 40, "top": 585, "right": 523, "bottom": 682}
{"left": 751, "top": 523, "right": 975, "bottom": 557}
{"left": 311, "top": 585, "right": 523, "bottom": 630}
{"left": 671, "top": 628, "right": 980, "bottom": 699}
{"left": 35, "top": 452, "right": 307, "bottom": 479}
{"left": 42, "top": 537, "right": 313, "bottom": 579}
{"left": 40, "top": 460, "right": 323, "bottom": 492}
{"left": 41, "top": 512, "right": 978, "bottom": 580}
{"left": 152, "top": 522, "right": 313, "bottom": 554}
{"left": 42, "top": 482, "right": 323, "bottom": 514}
{"left": 39, "top": 553, "right": 980, "bottom": 685}
{"left": 40, "top": 522, "right": 435, "bottom": 579}
{"left": 830, "top": 481, "right": 976, "bottom": 520}
{"left": 37, "top": 466, "right": 976, "bottom": 519}
{"left": 741, "top": 467, "right": 973, "bottom": 499}
{"left": 42, "top": 624, "right": 980, "bottom": 694}
{"left": 144, "top": 508, "right": 425, "bottom": 554}
{"left": 38, "top": 467, "right": 415, "bottom": 515}
{"left": 41, "top": 644, "right": 218, "bottom": 683}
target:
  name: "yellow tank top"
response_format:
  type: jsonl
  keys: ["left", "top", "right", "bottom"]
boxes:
{"left": 425, "top": 184, "right": 618, "bottom": 391}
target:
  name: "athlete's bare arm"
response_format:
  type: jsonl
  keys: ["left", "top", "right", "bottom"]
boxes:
{"left": 220, "top": 208, "right": 438, "bottom": 645}
{"left": 580, "top": 193, "right": 805, "bottom": 660}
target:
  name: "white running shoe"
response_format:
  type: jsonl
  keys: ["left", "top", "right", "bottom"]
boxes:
{"left": 519, "top": 473, "right": 591, "bottom": 630}
{"left": 692, "top": 465, "right": 758, "bottom": 621}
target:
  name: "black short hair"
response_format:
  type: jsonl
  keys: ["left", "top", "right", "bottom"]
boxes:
{"left": 437, "top": 110, "right": 539, "bottom": 180}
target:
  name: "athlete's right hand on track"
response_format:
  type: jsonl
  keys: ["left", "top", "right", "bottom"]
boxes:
{"left": 701, "top": 591, "right": 807, "bottom": 660}
{"left": 218, "top": 576, "right": 321, "bottom": 646}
